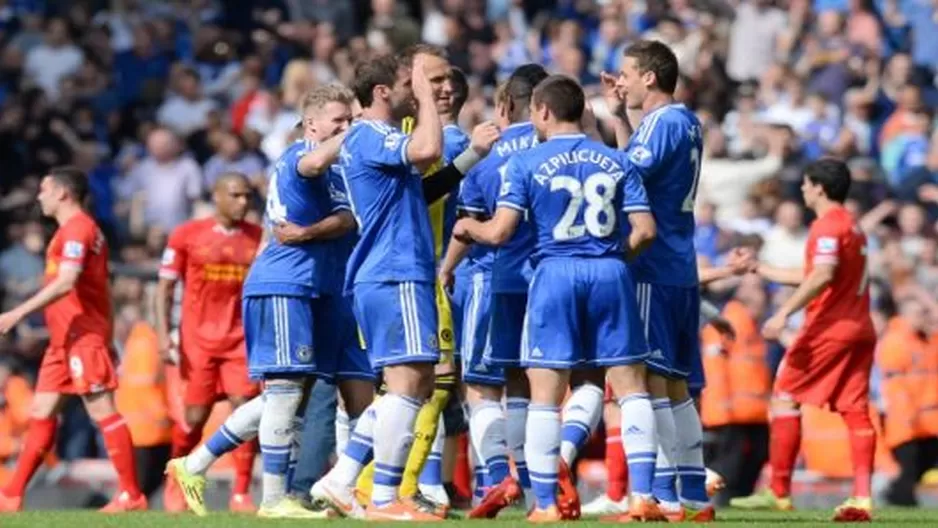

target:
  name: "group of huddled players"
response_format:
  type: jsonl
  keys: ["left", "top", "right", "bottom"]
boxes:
{"left": 0, "top": 38, "right": 879, "bottom": 524}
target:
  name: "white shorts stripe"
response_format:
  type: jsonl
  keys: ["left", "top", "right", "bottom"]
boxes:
{"left": 409, "top": 282, "right": 423, "bottom": 354}
{"left": 272, "top": 297, "right": 283, "bottom": 366}
{"left": 399, "top": 284, "right": 414, "bottom": 355}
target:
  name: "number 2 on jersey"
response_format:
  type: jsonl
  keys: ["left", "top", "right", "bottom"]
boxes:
{"left": 682, "top": 147, "right": 702, "bottom": 212}
{"left": 551, "top": 173, "right": 617, "bottom": 241}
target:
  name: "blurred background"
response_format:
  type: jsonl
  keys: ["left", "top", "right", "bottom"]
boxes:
{"left": 1, "top": 0, "right": 938, "bottom": 510}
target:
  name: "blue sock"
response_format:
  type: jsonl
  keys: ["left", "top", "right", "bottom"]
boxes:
{"left": 206, "top": 424, "right": 244, "bottom": 457}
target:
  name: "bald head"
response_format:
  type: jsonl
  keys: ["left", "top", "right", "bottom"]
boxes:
{"left": 147, "top": 128, "right": 180, "bottom": 162}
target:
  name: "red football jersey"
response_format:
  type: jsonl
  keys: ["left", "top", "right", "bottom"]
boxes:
{"left": 44, "top": 211, "right": 112, "bottom": 347}
{"left": 159, "top": 218, "right": 261, "bottom": 355}
{"left": 800, "top": 205, "right": 875, "bottom": 343}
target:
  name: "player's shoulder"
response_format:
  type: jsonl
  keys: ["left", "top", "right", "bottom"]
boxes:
{"left": 811, "top": 206, "right": 857, "bottom": 236}
{"left": 444, "top": 124, "right": 469, "bottom": 146}
{"left": 637, "top": 103, "right": 698, "bottom": 140}
{"left": 62, "top": 211, "right": 101, "bottom": 236}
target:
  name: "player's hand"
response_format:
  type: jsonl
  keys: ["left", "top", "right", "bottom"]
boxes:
{"left": 411, "top": 54, "right": 434, "bottom": 103}
{"left": 709, "top": 317, "right": 736, "bottom": 342}
{"left": 273, "top": 221, "right": 312, "bottom": 244}
{"left": 599, "top": 71, "right": 623, "bottom": 116}
{"left": 0, "top": 310, "right": 23, "bottom": 335}
{"left": 470, "top": 121, "right": 500, "bottom": 156}
{"left": 439, "top": 268, "right": 455, "bottom": 294}
{"left": 581, "top": 101, "right": 599, "bottom": 135}
{"left": 158, "top": 332, "right": 178, "bottom": 365}
{"left": 761, "top": 313, "right": 787, "bottom": 341}
{"left": 453, "top": 218, "right": 474, "bottom": 244}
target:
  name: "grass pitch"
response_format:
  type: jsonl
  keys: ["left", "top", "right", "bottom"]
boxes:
{"left": 2, "top": 508, "right": 937, "bottom": 527}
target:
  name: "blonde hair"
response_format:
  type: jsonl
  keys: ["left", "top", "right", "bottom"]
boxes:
{"left": 281, "top": 59, "right": 313, "bottom": 106}
{"left": 301, "top": 83, "right": 356, "bottom": 113}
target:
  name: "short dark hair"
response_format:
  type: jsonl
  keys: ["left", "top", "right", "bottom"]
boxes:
{"left": 450, "top": 67, "right": 469, "bottom": 116}
{"left": 624, "top": 40, "right": 679, "bottom": 95}
{"left": 351, "top": 54, "right": 401, "bottom": 108}
{"left": 532, "top": 75, "right": 585, "bottom": 123}
{"left": 504, "top": 64, "right": 549, "bottom": 118}
{"left": 48, "top": 166, "right": 89, "bottom": 203}
{"left": 804, "top": 158, "right": 852, "bottom": 203}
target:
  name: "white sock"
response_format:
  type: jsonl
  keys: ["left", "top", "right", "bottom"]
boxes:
{"left": 285, "top": 415, "right": 304, "bottom": 488}
{"left": 258, "top": 381, "right": 305, "bottom": 506}
{"left": 470, "top": 400, "right": 510, "bottom": 483}
{"left": 525, "top": 404, "right": 561, "bottom": 510}
{"left": 560, "top": 384, "right": 603, "bottom": 465}
{"left": 652, "top": 398, "right": 679, "bottom": 509}
{"left": 186, "top": 395, "right": 263, "bottom": 474}
{"left": 505, "top": 397, "right": 530, "bottom": 492}
{"left": 336, "top": 407, "right": 350, "bottom": 456}
{"left": 371, "top": 393, "right": 422, "bottom": 506}
{"left": 673, "top": 398, "right": 710, "bottom": 508}
{"left": 329, "top": 399, "right": 380, "bottom": 488}
{"left": 418, "top": 414, "right": 448, "bottom": 503}
{"left": 618, "top": 393, "right": 657, "bottom": 498}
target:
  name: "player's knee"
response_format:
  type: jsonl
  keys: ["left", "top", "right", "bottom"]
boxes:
{"left": 338, "top": 379, "right": 375, "bottom": 418}
{"left": 666, "top": 379, "right": 691, "bottom": 403}
{"left": 30, "top": 392, "right": 64, "bottom": 420}
{"left": 81, "top": 391, "right": 117, "bottom": 421}
{"left": 466, "top": 383, "right": 501, "bottom": 405}
{"left": 384, "top": 362, "right": 434, "bottom": 400}
{"left": 185, "top": 405, "right": 212, "bottom": 429}
{"left": 607, "top": 364, "right": 647, "bottom": 398}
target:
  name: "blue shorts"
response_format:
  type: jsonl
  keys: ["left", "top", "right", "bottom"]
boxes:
{"left": 687, "top": 350, "right": 705, "bottom": 398}
{"left": 485, "top": 291, "right": 527, "bottom": 368}
{"left": 460, "top": 272, "right": 504, "bottom": 387}
{"left": 635, "top": 282, "right": 701, "bottom": 379}
{"left": 314, "top": 295, "right": 376, "bottom": 383}
{"left": 353, "top": 281, "right": 440, "bottom": 368}
{"left": 243, "top": 295, "right": 319, "bottom": 380}
{"left": 521, "top": 258, "right": 648, "bottom": 370}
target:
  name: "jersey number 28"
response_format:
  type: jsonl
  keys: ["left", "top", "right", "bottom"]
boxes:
{"left": 551, "top": 173, "right": 617, "bottom": 241}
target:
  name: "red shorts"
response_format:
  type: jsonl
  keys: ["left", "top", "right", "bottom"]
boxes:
{"left": 180, "top": 342, "right": 258, "bottom": 406}
{"left": 36, "top": 344, "right": 118, "bottom": 395}
{"left": 774, "top": 336, "right": 875, "bottom": 413}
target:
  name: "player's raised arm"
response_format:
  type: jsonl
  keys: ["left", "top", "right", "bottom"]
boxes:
{"left": 422, "top": 121, "right": 499, "bottom": 203}
{"left": 599, "top": 71, "right": 634, "bottom": 149}
{"left": 406, "top": 54, "right": 444, "bottom": 169}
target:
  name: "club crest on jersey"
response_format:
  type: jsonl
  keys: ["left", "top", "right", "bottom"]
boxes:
{"left": 628, "top": 145, "right": 652, "bottom": 165}
{"left": 63, "top": 241, "right": 84, "bottom": 259}
{"left": 817, "top": 236, "right": 837, "bottom": 254}
{"left": 384, "top": 132, "right": 405, "bottom": 151}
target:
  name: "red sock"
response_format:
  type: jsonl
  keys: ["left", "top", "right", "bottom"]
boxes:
{"left": 454, "top": 433, "right": 472, "bottom": 499}
{"left": 841, "top": 410, "right": 875, "bottom": 498}
{"left": 170, "top": 421, "right": 203, "bottom": 459}
{"left": 2, "top": 418, "right": 57, "bottom": 497}
{"left": 231, "top": 439, "right": 257, "bottom": 495}
{"left": 606, "top": 426, "right": 628, "bottom": 501}
{"left": 98, "top": 414, "right": 142, "bottom": 499}
{"left": 769, "top": 413, "right": 801, "bottom": 498}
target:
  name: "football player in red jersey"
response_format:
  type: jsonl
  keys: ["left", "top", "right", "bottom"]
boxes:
{"left": 155, "top": 172, "right": 262, "bottom": 513}
{"left": 730, "top": 158, "right": 877, "bottom": 522}
{"left": 0, "top": 167, "right": 146, "bottom": 512}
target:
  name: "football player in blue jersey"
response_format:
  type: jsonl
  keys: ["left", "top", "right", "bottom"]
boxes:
{"left": 453, "top": 75, "right": 663, "bottom": 522}
{"left": 439, "top": 64, "right": 547, "bottom": 517}
{"left": 165, "top": 85, "right": 360, "bottom": 518}
{"left": 310, "top": 53, "right": 497, "bottom": 521}
{"left": 603, "top": 40, "right": 714, "bottom": 522}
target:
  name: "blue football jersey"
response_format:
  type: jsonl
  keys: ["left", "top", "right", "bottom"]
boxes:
{"left": 338, "top": 119, "right": 435, "bottom": 292}
{"left": 498, "top": 133, "right": 649, "bottom": 262}
{"left": 245, "top": 140, "right": 341, "bottom": 298}
{"left": 325, "top": 169, "right": 356, "bottom": 296}
{"left": 458, "top": 122, "right": 537, "bottom": 276}
{"left": 436, "top": 124, "right": 471, "bottom": 262}
{"left": 625, "top": 104, "right": 703, "bottom": 287}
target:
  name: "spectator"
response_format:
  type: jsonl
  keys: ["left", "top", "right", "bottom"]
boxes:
{"left": 759, "top": 200, "right": 809, "bottom": 269}
{"left": 203, "top": 130, "right": 265, "bottom": 188}
{"left": 726, "top": 0, "right": 787, "bottom": 83}
{"left": 156, "top": 66, "right": 217, "bottom": 138}
{"left": 23, "top": 17, "right": 84, "bottom": 99}
{"left": 121, "top": 128, "right": 203, "bottom": 235}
